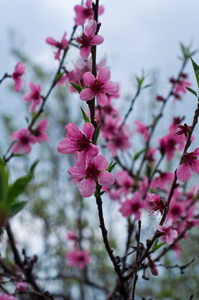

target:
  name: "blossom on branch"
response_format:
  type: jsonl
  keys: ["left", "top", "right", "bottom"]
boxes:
{"left": 23, "top": 82, "right": 42, "bottom": 112}
{"left": 177, "top": 148, "right": 199, "bottom": 182}
{"left": 119, "top": 191, "right": 147, "bottom": 219}
{"left": 11, "top": 62, "right": 26, "bottom": 92}
{"left": 46, "top": 32, "right": 69, "bottom": 60}
{"left": 134, "top": 120, "right": 150, "bottom": 142}
{"left": 57, "top": 123, "right": 99, "bottom": 171}
{"left": 68, "top": 155, "right": 114, "bottom": 198}
{"left": 66, "top": 247, "right": 90, "bottom": 270}
{"left": 32, "top": 119, "right": 49, "bottom": 143}
{"left": 74, "top": 0, "right": 104, "bottom": 25}
{"left": 158, "top": 224, "right": 178, "bottom": 244}
{"left": 75, "top": 20, "right": 104, "bottom": 60}
{"left": 11, "top": 128, "right": 37, "bottom": 154}
{"left": 80, "top": 68, "right": 119, "bottom": 107}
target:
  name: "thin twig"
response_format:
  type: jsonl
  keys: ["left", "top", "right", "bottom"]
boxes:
{"left": 132, "top": 220, "right": 141, "bottom": 300}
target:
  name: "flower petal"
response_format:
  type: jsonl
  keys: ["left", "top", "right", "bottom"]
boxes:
{"left": 98, "top": 171, "right": 114, "bottom": 187}
{"left": 97, "top": 68, "right": 110, "bottom": 84}
{"left": 85, "top": 20, "right": 97, "bottom": 38}
{"left": 80, "top": 88, "right": 95, "bottom": 101}
{"left": 79, "top": 178, "right": 96, "bottom": 197}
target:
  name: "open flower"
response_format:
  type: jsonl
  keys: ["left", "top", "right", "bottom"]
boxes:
{"left": 146, "top": 193, "right": 167, "bottom": 216}
{"left": 74, "top": 0, "right": 104, "bottom": 25}
{"left": 119, "top": 191, "right": 147, "bottom": 219}
{"left": 57, "top": 123, "right": 99, "bottom": 171}
{"left": 11, "top": 62, "right": 26, "bottom": 92}
{"left": 177, "top": 148, "right": 199, "bottom": 182}
{"left": 68, "top": 155, "right": 114, "bottom": 198}
{"left": 23, "top": 82, "right": 42, "bottom": 112}
{"left": 11, "top": 128, "right": 37, "bottom": 154}
{"left": 46, "top": 32, "right": 69, "bottom": 60}
{"left": 75, "top": 20, "right": 104, "bottom": 59}
{"left": 80, "top": 68, "right": 119, "bottom": 107}
{"left": 158, "top": 224, "right": 178, "bottom": 244}
{"left": 66, "top": 247, "right": 90, "bottom": 270}
{"left": 134, "top": 120, "right": 150, "bottom": 142}
{"left": 32, "top": 119, "right": 49, "bottom": 143}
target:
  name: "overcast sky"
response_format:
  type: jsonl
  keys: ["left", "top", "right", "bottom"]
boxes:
{"left": 1, "top": 0, "right": 199, "bottom": 124}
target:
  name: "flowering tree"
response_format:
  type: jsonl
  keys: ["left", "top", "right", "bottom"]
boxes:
{"left": 0, "top": 1, "right": 199, "bottom": 300}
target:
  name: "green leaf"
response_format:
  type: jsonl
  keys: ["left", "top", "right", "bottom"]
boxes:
{"left": 185, "top": 86, "right": 198, "bottom": 97}
{"left": 134, "top": 149, "right": 145, "bottom": 161}
{"left": 80, "top": 107, "right": 91, "bottom": 123}
{"left": 106, "top": 161, "right": 117, "bottom": 173}
{"left": 70, "top": 82, "right": 83, "bottom": 93}
{"left": 8, "top": 201, "right": 27, "bottom": 217}
{"left": 93, "top": 124, "right": 101, "bottom": 143}
{"left": 191, "top": 58, "right": 199, "bottom": 88}
{"left": 0, "top": 158, "right": 9, "bottom": 203}
{"left": 7, "top": 160, "right": 38, "bottom": 204}
{"left": 151, "top": 240, "right": 166, "bottom": 253}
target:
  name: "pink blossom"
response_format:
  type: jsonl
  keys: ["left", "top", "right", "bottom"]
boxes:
{"left": 158, "top": 133, "right": 178, "bottom": 161}
{"left": 15, "top": 281, "right": 28, "bottom": 292}
{"left": 46, "top": 32, "right": 69, "bottom": 60}
{"left": 158, "top": 224, "right": 178, "bottom": 244}
{"left": 173, "top": 73, "right": 191, "bottom": 94}
{"left": 76, "top": 20, "right": 104, "bottom": 60}
{"left": 11, "top": 128, "right": 37, "bottom": 154}
{"left": 68, "top": 155, "right": 114, "bottom": 198}
{"left": 151, "top": 172, "right": 174, "bottom": 190}
{"left": 0, "top": 293, "right": 17, "bottom": 300}
{"left": 167, "top": 197, "right": 185, "bottom": 223}
{"left": 67, "top": 230, "right": 77, "bottom": 242}
{"left": 80, "top": 68, "right": 119, "bottom": 107}
{"left": 107, "top": 125, "right": 132, "bottom": 157}
{"left": 57, "top": 123, "right": 99, "bottom": 171}
{"left": 146, "top": 193, "right": 167, "bottom": 216}
{"left": 175, "top": 123, "right": 190, "bottom": 138}
{"left": 74, "top": 0, "right": 104, "bottom": 25}
{"left": 23, "top": 82, "right": 42, "bottom": 112}
{"left": 66, "top": 247, "right": 90, "bottom": 270}
{"left": 134, "top": 120, "right": 150, "bottom": 142}
{"left": 115, "top": 170, "right": 134, "bottom": 196}
{"left": 101, "top": 116, "right": 120, "bottom": 139}
{"left": 32, "top": 119, "right": 49, "bottom": 143}
{"left": 148, "top": 256, "right": 158, "bottom": 276}
{"left": 119, "top": 191, "right": 146, "bottom": 219}
{"left": 177, "top": 148, "right": 199, "bottom": 182}
{"left": 11, "top": 62, "right": 26, "bottom": 92}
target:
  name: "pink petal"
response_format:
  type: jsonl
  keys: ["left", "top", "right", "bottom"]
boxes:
{"left": 96, "top": 92, "right": 107, "bottom": 107}
{"left": 80, "top": 88, "right": 95, "bottom": 101}
{"left": 57, "top": 138, "right": 78, "bottom": 154}
{"left": 65, "top": 123, "right": 82, "bottom": 141}
{"left": 86, "top": 0, "right": 92, "bottom": 8}
{"left": 85, "top": 20, "right": 97, "bottom": 38}
{"left": 15, "top": 62, "right": 26, "bottom": 75}
{"left": 82, "top": 123, "right": 95, "bottom": 140}
{"left": 88, "top": 143, "right": 99, "bottom": 157}
{"left": 93, "top": 155, "right": 108, "bottom": 170}
{"left": 98, "top": 5, "right": 105, "bottom": 15}
{"left": 80, "top": 46, "right": 91, "bottom": 59}
{"left": 90, "top": 35, "right": 104, "bottom": 46}
{"left": 177, "top": 164, "right": 192, "bottom": 182}
{"left": 46, "top": 37, "right": 57, "bottom": 46}
{"left": 23, "top": 93, "right": 32, "bottom": 102}
{"left": 103, "top": 82, "right": 119, "bottom": 94}
{"left": 11, "top": 143, "right": 23, "bottom": 154}
{"left": 76, "top": 151, "right": 87, "bottom": 171}
{"left": 192, "top": 160, "right": 199, "bottom": 174}
{"left": 14, "top": 78, "right": 23, "bottom": 92}
{"left": 83, "top": 72, "right": 95, "bottom": 86}
{"left": 98, "top": 171, "right": 114, "bottom": 187}
{"left": 23, "top": 144, "right": 32, "bottom": 154}
{"left": 38, "top": 119, "right": 49, "bottom": 131}
{"left": 97, "top": 68, "right": 110, "bottom": 84}
{"left": 55, "top": 50, "right": 61, "bottom": 60}
{"left": 79, "top": 178, "right": 96, "bottom": 197}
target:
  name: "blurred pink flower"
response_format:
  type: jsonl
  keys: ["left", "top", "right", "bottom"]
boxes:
{"left": 119, "top": 191, "right": 146, "bottom": 219}
{"left": 15, "top": 281, "right": 28, "bottom": 293}
{"left": 11, "top": 128, "right": 37, "bottom": 154}
{"left": 66, "top": 247, "right": 90, "bottom": 270}
{"left": 158, "top": 224, "right": 178, "bottom": 244}
{"left": 134, "top": 120, "right": 150, "bottom": 142}
{"left": 23, "top": 82, "right": 42, "bottom": 112}
{"left": 11, "top": 62, "right": 26, "bottom": 92}
{"left": 32, "top": 119, "right": 49, "bottom": 143}
{"left": 177, "top": 148, "right": 199, "bottom": 182}
{"left": 46, "top": 32, "right": 69, "bottom": 60}
{"left": 0, "top": 293, "right": 17, "bottom": 300}
{"left": 74, "top": 0, "right": 104, "bottom": 25}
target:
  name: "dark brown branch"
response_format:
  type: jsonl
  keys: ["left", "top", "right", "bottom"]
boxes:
{"left": 132, "top": 220, "right": 141, "bottom": 300}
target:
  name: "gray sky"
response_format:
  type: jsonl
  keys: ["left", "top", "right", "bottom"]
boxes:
{"left": 1, "top": 0, "right": 199, "bottom": 123}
